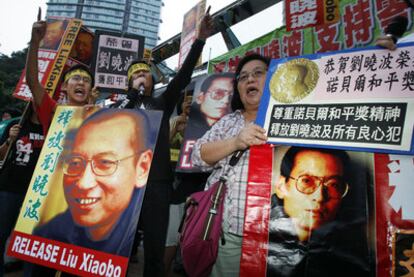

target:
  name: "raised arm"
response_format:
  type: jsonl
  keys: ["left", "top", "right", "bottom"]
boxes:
{"left": 26, "top": 12, "right": 47, "bottom": 107}
{"left": 163, "top": 8, "right": 214, "bottom": 115}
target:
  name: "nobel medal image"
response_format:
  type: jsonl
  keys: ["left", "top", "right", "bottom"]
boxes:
{"left": 270, "top": 58, "right": 319, "bottom": 103}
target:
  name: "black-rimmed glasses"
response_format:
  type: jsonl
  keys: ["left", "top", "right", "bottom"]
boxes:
{"left": 288, "top": 174, "right": 349, "bottom": 199}
{"left": 63, "top": 152, "right": 141, "bottom": 177}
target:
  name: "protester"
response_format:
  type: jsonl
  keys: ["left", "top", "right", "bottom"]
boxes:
{"left": 26, "top": 17, "right": 99, "bottom": 135}
{"left": 0, "top": 105, "right": 44, "bottom": 276}
{"left": 191, "top": 53, "right": 270, "bottom": 275}
{"left": 111, "top": 9, "right": 213, "bottom": 277}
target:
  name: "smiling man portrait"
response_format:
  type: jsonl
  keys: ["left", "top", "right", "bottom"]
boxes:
{"left": 33, "top": 108, "right": 156, "bottom": 256}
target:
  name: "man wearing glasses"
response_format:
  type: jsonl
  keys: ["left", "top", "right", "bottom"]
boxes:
{"left": 33, "top": 109, "right": 154, "bottom": 257}
{"left": 185, "top": 73, "right": 234, "bottom": 141}
{"left": 267, "top": 146, "right": 370, "bottom": 276}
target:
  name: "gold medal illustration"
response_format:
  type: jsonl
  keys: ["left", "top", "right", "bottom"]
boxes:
{"left": 270, "top": 58, "right": 319, "bottom": 103}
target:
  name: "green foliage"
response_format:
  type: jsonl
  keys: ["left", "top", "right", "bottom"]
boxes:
{"left": 0, "top": 48, "right": 28, "bottom": 113}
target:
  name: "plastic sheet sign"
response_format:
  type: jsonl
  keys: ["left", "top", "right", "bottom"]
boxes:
{"left": 285, "top": 0, "right": 340, "bottom": 31}
{"left": 7, "top": 107, "right": 162, "bottom": 276}
{"left": 240, "top": 144, "right": 372, "bottom": 276}
{"left": 256, "top": 42, "right": 414, "bottom": 155}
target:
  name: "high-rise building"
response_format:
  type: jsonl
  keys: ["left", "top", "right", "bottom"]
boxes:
{"left": 46, "top": 0, "right": 163, "bottom": 49}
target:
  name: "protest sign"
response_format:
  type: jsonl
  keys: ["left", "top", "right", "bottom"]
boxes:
{"left": 91, "top": 31, "right": 145, "bottom": 94}
{"left": 256, "top": 43, "right": 414, "bottom": 155}
{"left": 7, "top": 107, "right": 162, "bottom": 277}
{"left": 13, "top": 18, "right": 82, "bottom": 102}
{"left": 285, "top": 0, "right": 340, "bottom": 31}
{"left": 178, "top": 0, "right": 206, "bottom": 69}
{"left": 176, "top": 72, "right": 234, "bottom": 172}
{"left": 241, "top": 145, "right": 372, "bottom": 276}
{"left": 208, "top": 0, "right": 413, "bottom": 73}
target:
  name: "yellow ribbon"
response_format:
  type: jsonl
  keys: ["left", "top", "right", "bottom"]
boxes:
{"left": 127, "top": 63, "right": 150, "bottom": 81}
{"left": 64, "top": 69, "right": 92, "bottom": 83}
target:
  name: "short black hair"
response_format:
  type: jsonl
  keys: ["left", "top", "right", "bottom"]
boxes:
{"left": 127, "top": 59, "right": 155, "bottom": 92}
{"left": 61, "top": 64, "right": 95, "bottom": 87}
{"left": 200, "top": 73, "right": 234, "bottom": 92}
{"left": 79, "top": 109, "right": 152, "bottom": 150}
{"left": 280, "top": 147, "right": 351, "bottom": 183}
{"left": 231, "top": 53, "right": 270, "bottom": 111}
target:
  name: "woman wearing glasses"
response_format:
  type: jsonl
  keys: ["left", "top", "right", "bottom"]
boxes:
{"left": 191, "top": 54, "right": 270, "bottom": 276}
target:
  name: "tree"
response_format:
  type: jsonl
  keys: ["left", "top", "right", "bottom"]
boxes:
{"left": 0, "top": 48, "right": 28, "bottom": 114}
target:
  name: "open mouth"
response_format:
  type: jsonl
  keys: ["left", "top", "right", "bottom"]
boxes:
{"left": 74, "top": 88, "right": 85, "bottom": 96}
{"left": 246, "top": 87, "right": 259, "bottom": 95}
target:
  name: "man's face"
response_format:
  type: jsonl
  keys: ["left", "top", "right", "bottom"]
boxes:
{"left": 72, "top": 32, "right": 93, "bottom": 64}
{"left": 64, "top": 71, "right": 92, "bottom": 106}
{"left": 63, "top": 116, "right": 139, "bottom": 234}
{"left": 277, "top": 150, "right": 344, "bottom": 239}
{"left": 197, "top": 77, "right": 233, "bottom": 124}
{"left": 42, "top": 21, "right": 65, "bottom": 49}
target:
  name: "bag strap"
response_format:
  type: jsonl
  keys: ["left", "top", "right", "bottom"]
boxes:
{"left": 202, "top": 149, "right": 246, "bottom": 240}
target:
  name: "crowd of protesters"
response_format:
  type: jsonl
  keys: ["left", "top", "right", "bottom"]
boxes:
{"left": 0, "top": 5, "right": 410, "bottom": 277}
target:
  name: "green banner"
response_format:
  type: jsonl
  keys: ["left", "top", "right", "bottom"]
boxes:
{"left": 208, "top": 0, "right": 414, "bottom": 73}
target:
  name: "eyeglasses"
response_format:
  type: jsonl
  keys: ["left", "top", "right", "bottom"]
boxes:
{"left": 70, "top": 75, "right": 92, "bottom": 84}
{"left": 63, "top": 152, "right": 141, "bottom": 177}
{"left": 288, "top": 174, "right": 349, "bottom": 199}
{"left": 206, "top": 89, "right": 232, "bottom": 100}
{"left": 236, "top": 67, "right": 267, "bottom": 83}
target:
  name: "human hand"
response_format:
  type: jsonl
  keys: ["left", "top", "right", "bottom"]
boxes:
{"left": 88, "top": 86, "right": 100, "bottom": 104}
{"left": 197, "top": 6, "right": 213, "bottom": 41}
{"left": 235, "top": 123, "right": 267, "bottom": 150}
{"left": 31, "top": 8, "right": 47, "bottom": 45}
{"left": 8, "top": 124, "right": 21, "bottom": 142}
{"left": 375, "top": 35, "right": 397, "bottom": 50}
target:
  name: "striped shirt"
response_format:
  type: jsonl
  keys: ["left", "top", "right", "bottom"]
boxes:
{"left": 191, "top": 110, "right": 250, "bottom": 236}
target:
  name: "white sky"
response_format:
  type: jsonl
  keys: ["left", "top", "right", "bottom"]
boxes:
{"left": 0, "top": 0, "right": 283, "bottom": 67}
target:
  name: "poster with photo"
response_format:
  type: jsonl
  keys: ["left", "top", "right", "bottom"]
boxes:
{"left": 7, "top": 106, "right": 162, "bottom": 277}
{"left": 240, "top": 144, "right": 372, "bottom": 277}
{"left": 13, "top": 18, "right": 81, "bottom": 102}
{"left": 176, "top": 72, "right": 234, "bottom": 172}
{"left": 256, "top": 43, "right": 414, "bottom": 155}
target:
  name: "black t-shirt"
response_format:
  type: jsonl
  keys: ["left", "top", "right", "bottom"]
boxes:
{"left": 0, "top": 119, "right": 44, "bottom": 194}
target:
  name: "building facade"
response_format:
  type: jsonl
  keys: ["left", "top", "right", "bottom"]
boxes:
{"left": 46, "top": 0, "right": 163, "bottom": 49}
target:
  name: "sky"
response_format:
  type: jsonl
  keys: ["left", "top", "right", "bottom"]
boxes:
{"left": 0, "top": 0, "right": 283, "bottom": 67}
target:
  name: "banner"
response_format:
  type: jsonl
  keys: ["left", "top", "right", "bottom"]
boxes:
{"left": 7, "top": 107, "right": 162, "bottom": 276}
{"left": 256, "top": 43, "right": 414, "bottom": 155}
{"left": 285, "top": 0, "right": 340, "bottom": 31}
{"left": 176, "top": 72, "right": 234, "bottom": 172}
{"left": 178, "top": 0, "right": 206, "bottom": 69}
{"left": 91, "top": 31, "right": 145, "bottom": 94}
{"left": 208, "top": 0, "right": 413, "bottom": 73}
{"left": 13, "top": 18, "right": 82, "bottom": 101}
{"left": 240, "top": 145, "right": 372, "bottom": 276}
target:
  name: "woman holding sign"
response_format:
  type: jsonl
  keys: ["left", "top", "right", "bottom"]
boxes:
{"left": 191, "top": 54, "right": 269, "bottom": 276}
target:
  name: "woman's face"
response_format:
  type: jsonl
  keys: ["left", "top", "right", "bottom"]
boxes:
{"left": 237, "top": 59, "right": 268, "bottom": 112}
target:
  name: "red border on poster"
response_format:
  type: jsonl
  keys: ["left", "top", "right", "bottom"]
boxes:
{"left": 7, "top": 231, "right": 128, "bottom": 277}
{"left": 240, "top": 144, "right": 273, "bottom": 277}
